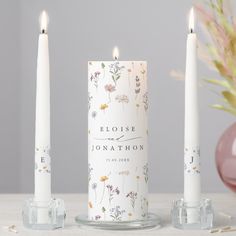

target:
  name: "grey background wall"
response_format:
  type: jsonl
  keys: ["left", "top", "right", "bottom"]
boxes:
{"left": 1, "top": 0, "right": 234, "bottom": 193}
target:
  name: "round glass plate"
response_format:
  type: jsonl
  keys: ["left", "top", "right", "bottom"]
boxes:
{"left": 75, "top": 213, "right": 161, "bottom": 230}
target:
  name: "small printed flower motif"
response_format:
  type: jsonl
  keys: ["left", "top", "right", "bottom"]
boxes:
{"left": 95, "top": 215, "right": 101, "bottom": 221}
{"left": 90, "top": 71, "right": 101, "bottom": 89}
{"left": 105, "top": 84, "right": 116, "bottom": 93}
{"left": 116, "top": 95, "right": 129, "bottom": 103}
{"left": 88, "top": 164, "right": 93, "bottom": 182}
{"left": 143, "top": 163, "right": 148, "bottom": 183}
{"left": 106, "top": 185, "right": 120, "bottom": 205}
{"left": 91, "top": 111, "right": 97, "bottom": 119}
{"left": 88, "top": 201, "right": 93, "bottom": 208}
{"left": 126, "top": 191, "right": 138, "bottom": 211}
{"left": 100, "top": 176, "right": 109, "bottom": 182}
{"left": 100, "top": 104, "right": 108, "bottom": 111}
{"left": 110, "top": 206, "right": 125, "bottom": 221}
{"left": 143, "top": 92, "right": 148, "bottom": 112}
{"left": 127, "top": 69, "right": 132, "bottom": 87}
{"left": 115, "top": 95, "right": 129, "bottom": 110}
{"left": 102, "top": 207, "right": 106, "bottom": 219}
{"left": 128, "top": 212, "right": 132, "bottom": 220}
{"left": 141, "top": 69, "right": 146, "bottom": 75}
{"left": 135, "top": 76, "right": 141, "bottom": 99}
{"left": 105, "top": 84, "right": 116, "bottom": 103}
{"left": 109, "top": 62, "right": 125, "bottom": 86}
{"left": 92, "top": 182, "right": 97, "bottom": 202}
{"left": 92, "top": 183, "right": 97, "bottom": 189}
{"left": 141, "top": 197, "right": 148, "bottom": 218}
{"left": 99, "top": 176, "right": 109, "bottom": 204}
{"left": 88, "top": 94, "right": 93, "bottom": 111}
{"left": 94, "top": 71, "right": 100, "bottom": 77}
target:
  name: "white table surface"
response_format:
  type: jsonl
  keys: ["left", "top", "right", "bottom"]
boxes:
{"left": 0, "top": 193, "right": 236, "bottom": 235}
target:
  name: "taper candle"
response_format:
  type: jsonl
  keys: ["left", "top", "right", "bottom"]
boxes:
{"left": 34, "top": 10, "right": 51, "bottom": 203}
{"left": 184, "top": 8, "right": 201, "bottom": 205}
{"left": 88, "top": 48, "right": 148, "bottom": 221}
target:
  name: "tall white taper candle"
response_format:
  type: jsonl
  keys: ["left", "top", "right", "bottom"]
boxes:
{"left": 184, "top": 7, "right": 201, "bottom": 205}
{"left": 34, "top": 11, "right": 51, "bottom": 203}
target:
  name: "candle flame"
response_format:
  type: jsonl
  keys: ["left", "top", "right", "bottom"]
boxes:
{"left": 113, "top": 46, "right": 119, "bottom": 60}
{"left": 188, "top": 7, "right": 195, "bottom": 33}
{"left": 39, "top": 10, "right": 49, "bottom": 33}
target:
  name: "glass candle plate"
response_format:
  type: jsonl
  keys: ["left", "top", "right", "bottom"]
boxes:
{"left": 75, "top": 213, "right": 161, "bottom": 230}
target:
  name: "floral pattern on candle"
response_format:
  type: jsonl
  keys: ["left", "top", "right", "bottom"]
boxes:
{"left": 88, "top": 61, "right": 148, "bottom": 221}
{"left": 184, "top": 147, "right": 201, "bottom": 174}
{"left": 35, "top": 147, "right": 51, "bottom": 174}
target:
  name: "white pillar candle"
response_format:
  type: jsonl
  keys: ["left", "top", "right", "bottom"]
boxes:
{"left": 184, "top": 8, "right": 201, "bottom": 205}
{"left": 34, "top": 11, "right": 51, "bottom": 203}
{"left": 88, "top": 48, "right": 148, "bottom": 221}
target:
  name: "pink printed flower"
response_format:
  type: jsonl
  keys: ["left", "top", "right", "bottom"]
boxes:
{"left": 105, "top": 84, "right": 116, "bottom": 93}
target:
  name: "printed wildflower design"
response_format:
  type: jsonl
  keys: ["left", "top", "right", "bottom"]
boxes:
{"left": 109, "top": 62, "right": 124, "bottom": 86}
{"left": 126, "top": 191, "right": 138, "bottom": 211}
{"left": 143, "top": 163, "right": 148, "bottom": 183}
{"left": 106, "top": 185, "right": 120, "bottom": 205}
{"left": 88, "top": 94, "right": 93, "bottom": 111}
{"left": 101, "top": 62, "right": 106, "bottom": 78}
{"left": 141, "top": 197, "right": 148, "bottom": 218}
{"left": 91, "top": 111, "right": 97, "bottom": 119}
{"left": 110, "top": 206, "right": 125, "bottom": 221}
{"left": 99, "top": 176, "right": 109, "bottom": 204}
{"left": 127, "top": 68, "right": 132, "bottom": 87}
{"left": 115, "top": 95, "right": 129, "bottom": 110}
{"left": 143, "top": 92, "right": 148, "bottom": 112}
{"left": 136, "top": 175, "right": 140, "bottom": 192}
{"left": 88, "top": 164, "right": 93, "bottom": 183}
{"left": 135, "top": 76, "right": 141, "bottom": 99}
{"left": 100, "top": 103, "right": 108, "bottom": 113}
{"left": 136, "top": 103, "right": 140, "bottom": 115}
{"left": 102, "top": 207, "right": 106, "bottom": 220}
{"left": 90, "top": 71, "right": 101, "bottom": 90}
{"left": 104, "top": 84, "right": 116, "bottom": 103}
{"left": 88, "top": 201, "right": 93, "bottom": 208}
{"left": 118, "top": 170, "right": 130, "bottom": 192}
{"left": 95, "top": 215, "right": 101, "bottom": 221}
{"left": 92, "top": 183, "right": 97, "bottom": 202}
{"left": 140, "top": 63, "right": 146, "bottom": 80}
{"left": 128, "top": 212, "right": 133, "bottom": 220}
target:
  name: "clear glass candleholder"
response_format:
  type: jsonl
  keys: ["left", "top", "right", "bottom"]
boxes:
{"left": 171, "top": 198, "right": 214, "bottom": 230}
{"left": 75, "top": 213, "right": 161, "bottom": 230}
{"left": 22, "top": 197, "right": 66, "bottom": 230}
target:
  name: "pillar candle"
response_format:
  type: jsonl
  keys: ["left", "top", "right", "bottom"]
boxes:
{"left": 88, "top": 48, "right": 148, "bottom": 221}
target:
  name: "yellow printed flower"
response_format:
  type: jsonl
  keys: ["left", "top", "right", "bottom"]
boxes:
{"left": 100, "top": 104, "right": 108, "bottom": 110}
{"left": 88, "top": 201, "right": 93, "bottom": 208}
{"left": 100, "top": 176, "right": 109, "bottom": 182}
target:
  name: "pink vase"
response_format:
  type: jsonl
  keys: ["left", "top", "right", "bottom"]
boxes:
{"left": 216, "top": 122, "right": 236, "bottom": 192}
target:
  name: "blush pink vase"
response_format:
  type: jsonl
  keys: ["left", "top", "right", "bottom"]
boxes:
{"left": 216, "top": 122, "right": 236, "bottom": 192}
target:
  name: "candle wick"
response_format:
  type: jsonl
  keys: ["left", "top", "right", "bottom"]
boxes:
{"left": 114, "top": 56, "right": 118, "bottom": 61}
{"left": 41, "top": 29, "right": 47, "bottom": 34}
{"left": 190, "top": 28, "right": 194, "bottom": 34}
